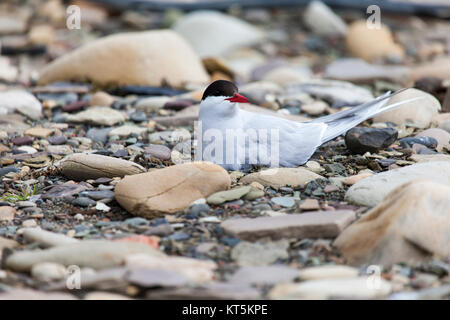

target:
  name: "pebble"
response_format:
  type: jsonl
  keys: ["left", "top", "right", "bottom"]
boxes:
{"left": 416, "top": 128, "right": 450, "bottom": 152}
{"left": 12, "top": 136, "right": 33, "bottom": 146}
{"left": 22, "top": 228, "right": 79, "bottom": 247}
{"left": 222, "top": 210, "right": 355, "bottom": 241}
{"left": 269, "top": 277, "right": 391, "bottom": 299}
{"left": 31, "top": 262, "right": 67, "bottom": 282}
{"left": 298, "top": 265, "right": 359, "bottom": 280}
{"left": 228, "top": 265, "right": 300, "bottom": 285}
{"left": 22, "top": 219, "right": 37, "bottom": 228}
{"left": 89, "top": 91, "right": 114, "bottom": 107}
{"left": 0, "top": 206, "right": 16, "bottom": 222}
{"left": 271, "top": 196, "right": 295, "bottom": 208}
{"left": 240, "top": 167, "right": 323, "bottom": 188}
{"left": 231, "top": 240, "right": 289, "bottom": 266}
{"left": 303, "top": 0, "right": 347, "bottom": 35}
{"left": 0, "top": 90, "right": 42, "bottom": 120}
{"left": 399, "top": 136, "right": 438, "bottom": 149}
{"left": 345, "top": 127, "right": 398, "bottom": 154}
{"left": 65, "top": 107, "right": 125, "bottom": 126}
{"left": 207, "top": 186, "right": 251, "bottom": 205}
{"left": 47, "top": 135, "right": 67, "bottom": 145}
{"left": 6, "top": 240, "right": 164, "bottom": 272}
{"left": 144, "top": 144, "right": 172, "bottom": 161}
{"left": 298, "top": 198, "right": 320, "bottom": 210}
{"left": 73, "top": 197, "right": 96, "bottom": 207}
{"left": 60, "top": 153, "right": 146, "bottom": 181}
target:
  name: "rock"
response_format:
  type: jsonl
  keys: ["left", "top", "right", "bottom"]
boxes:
{"left": 84, "top": 292, "right": 132, "bottom": 300}
{"left": 231, "top": 240, "right": 289, "bottom": 266}
{"left": 125, "top": 253, "right": 216, "bottom": 282}
{"left": 221, "top": 210, "right": 355, "bottom": 241}
{"left": 285, "top": 79, "right": 374, "bottom": 107}
{"left": 173, "top": 10, "right": 264, "bottom": 57}
{"left": 65, "top": 107, "right": 125, "bottom": 126}
{"left": 89, "top": 91, "right": 114, "bottom": 107}
{"left": 28, "top": 24, "right": 54, "bottom": 45}
{"left": 298, "top": 198, "right": 320, "bottom": 210}
{"left": 373, "top": 88, "right": 441, "bottom": 128}
{"left": 345, "top": 127, "right": 398, "bottom": 154}
{"left": 0, "top": 237, "right": 19, "bottom": 259}
{"left": 346, "top": 20, "right": 404, "bottom": 62}
{"left": 262, "top": 67, "right": 311, "bottom": 86}
{"left": 47, "top": 135, "right": 67, "bottom": 145}
{"left": 126, "top": 268, "right": 189, "bottom": 287}
{"left": 298, "top": 265, "right": 359, "bottom": 280}
{"left": 31, "top": 262, "right": 66, "bottom": 282}
{"left": 86, "top": 127, "right": 112, "bottom": 144}
{"left": 325, "top": 58, "right": 409, "bottom": 84}
{"left": 269, "top": 277, "right": 391, "bottom": 299}
{"left": 0, "top": 206, "right": 16, "bottom": 222}
{"left": 228, "top": 265, "right": 300, "bottom": 285}
{"left": 271, "top": 197, "right": 295, "bottom": 208}
{"left": 0, "top": 90, "right": 42, "bottom": 120}
{"left": 416, "top": 128, "right": 450, "bottom": 152}
{"left": 410, "top": 57, "right": 450, "bottom": 81}
{"left": 343, "top": 172, "right": 373, "bottom": 185}
{"left": 439, "top": 119, "right": 450, "bottom": 133}
{"left": 24, "top": 127, "right": 55, "bottom": 138}
{"left": 60, "top": 153, "right": 146, "bottom": 181}
{"left": 0, "top": 57, "right": 18, "bottom": 82}
{"left": 399, "top": 136, "right": 438, "bottom": 149}
{"left": 6, "top": 240, "right": 164, "bottom": 272}
{"left": 144, "top": 144, "right": 171, "bottom": 161}
{"left": 115, "top": 162, "right": 231, "bottom": 217}
{"left": 46, "top": 145, "right": 73, "bottom": 155}
{"left": 301, "top": 101, "right": 327, "bottom": 116}
{"left": 0, "top": 289, "right": 77, "bottom": 300}
{"left": 145, "top": 282, "right": 260, "bottom": 300}
{"left": 81, "top": 190, "right": 115, "bottom": 201}
{"left": 336, "top": 180, "right": 450, "bottom": 266}
{"left": 73, "top": 197, "right": 96, "bottom": 207}
{"left": 108, "top": 125, "right": 147, "bottom": 138}
{"left": 303, "top": 0, "right": 347, "bottom": 35}
{"left": 41, "top": 182, "right": 87, "bottom": 200}
{"left": 410, "top": 154, "right": 450, "bottom": 163}
{"left": 22, "top": 219, "right": 37, "bottom": 228}
{"left": 345, "top": 161, "right": 450, "bottom": 207}
{"left": 240, "top": 168, "right": 323, "bottom": 188}
{"left": 207, "top": 186, "right": 251, "bottom": 205}
{"left": 38, "top": 30, "right": 208, "bottom": 88}
{"left": 22, "top": 228, "right": 79, "bottom": 248}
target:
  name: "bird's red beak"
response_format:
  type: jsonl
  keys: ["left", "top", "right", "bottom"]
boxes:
{"left": 225, "top": 93, "right": 249, "bottom": 103}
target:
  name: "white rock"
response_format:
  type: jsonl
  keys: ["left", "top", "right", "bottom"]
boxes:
{"left": 285, "top": 79, "right": 374, "bottom": 106}
{"left": 95, "top": 202, "right": 110, "bottom": 212}
{"left": 303, "top": 0, "right": 347, "bottom": 35}
{"left": 22, "top": 228, "right": 79, "bottom": 248}
{"left": 373, "top": 88, "right": 441, "bottom": 128}
{"left": 125, "top": 253, "right": 216, "bottom": 282}
{"left": 0, "top": 90, "right": 42, "bottom": 120}
{"left": 269, "top": 277, "right": 391, "bottom": 299}
{"left": 173, "top": 10, "right": 264, "bottom": 57}
{"left": 38, "top": 30, "right": 208, "bottom": 88}
{"left": 345, "top": 161, "right": 450, "bottom": 207}
{"left": 298, "top": 265, "right": 359, "bottom": 280}
{"left": 31, "top": 262, "right": 66, "bottom": 282}
{"left": 108, "top": 125, "right": 147, "bottom": 137}
{"left": 65, "top": 107, "right": 125, "bottom": 126}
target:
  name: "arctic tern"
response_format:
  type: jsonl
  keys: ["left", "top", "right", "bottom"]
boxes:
{"left": 197, "top": 80, "right": 420, "bottom": 171}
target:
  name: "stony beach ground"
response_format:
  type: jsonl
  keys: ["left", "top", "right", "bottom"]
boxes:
{"left": 0, "top": 0, "right": 450, "bottom": 300}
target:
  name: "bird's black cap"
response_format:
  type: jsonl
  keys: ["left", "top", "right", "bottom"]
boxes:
{"left": 201, "top": 80, "right": 238, "bottom": 100}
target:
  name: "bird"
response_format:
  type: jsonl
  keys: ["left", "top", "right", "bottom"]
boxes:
{"left": 197, "top": 80, "right": 421, "bottom": 171}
